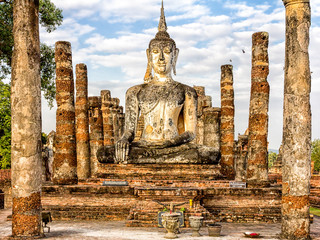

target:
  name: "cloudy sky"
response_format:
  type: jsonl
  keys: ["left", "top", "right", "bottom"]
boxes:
{"left": 41, "top": 0, "right": 320, "bottom": 150}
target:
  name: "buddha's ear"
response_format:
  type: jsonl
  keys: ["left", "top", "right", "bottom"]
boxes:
{"left": 146, "top": 49, "right": 150, "bottom": 62}
{"left": 144, "top": 49, "right": 153, "bottom": 83}
{"left": 173, "top": 48, "right": 179, "bottom": 76}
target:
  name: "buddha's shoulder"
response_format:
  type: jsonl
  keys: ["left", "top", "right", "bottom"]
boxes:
{"left": 175, "top": 82, "right": 197, "bottom": 97}
{"left": 125, "top": 84, "right": 147, "bottom": 95}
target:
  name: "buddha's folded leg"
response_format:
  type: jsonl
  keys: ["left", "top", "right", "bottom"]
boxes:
{"left": 97, "top": 146, "right": 116, "bottom": 163}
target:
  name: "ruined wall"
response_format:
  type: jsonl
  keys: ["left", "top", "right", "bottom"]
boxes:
{"left": 101, "top": 90, "right": 124, "bottom": 145}
{"left": 234, "top": 135, "right": 249, "bottom": 182}
{"left": 101, "top": 90, "right": 114, "bottom": 146}
{"left": 193, "top": 86, "right": 221, "bottom": 151}
{"left": 42, "top": 131, "right": 56, "bottom": 182}
{"left": 88, "top": 97, "right": 104, "bottom": 177}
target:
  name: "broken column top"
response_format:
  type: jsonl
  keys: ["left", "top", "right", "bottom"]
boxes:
{"left": 88, "top": 96, "right": 101, "bottom": 108}
{"left": 193, "top": 86, "right": 205, "bottom": 96}
{"left": 283, "top": 0, "right": 309, "bottom": 6}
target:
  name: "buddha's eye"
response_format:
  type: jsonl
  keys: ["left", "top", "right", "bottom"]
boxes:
{"left": 164, "top": 48, "right": 171, "bottom": 54}
{"left": 152, "top": 49, "right": 159, "bottom": 54}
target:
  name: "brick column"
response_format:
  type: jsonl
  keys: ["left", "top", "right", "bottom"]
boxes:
{"left": 111, "top": 98, "right": 121, "bottom": 142}
{"left": 101, "top": 90, "right": 114, "bottom": 146}
{"left": 281, "top": 0, "right": 311, "bottom": 239}
{"left": 75, "top": 63, "right": 90, "bottom": 180}
{"left": 11, "top": 0, "right": 42, "bottom": 236}
{"left": 118, "top": 106, "right": 125, "bottom": 138}
{"left": 88, "top": 97, "right": 104, "bottom": 177}
{"left": 246, "top": 32, "right": 270, "bottom": 187}
{"left": 220, "top": 65, "right": 235, "bottom": 179}
{"left": 194, "top": 86, "right": 212, "bottom": 145}
{"left": 235, "top": 135, "right": 249, "bottom": 182}
{"left": 53, "top": 41, "right": 77, "bottom": 185}
{"left": 203, "top": 108, "right": 221, "bottom": 150}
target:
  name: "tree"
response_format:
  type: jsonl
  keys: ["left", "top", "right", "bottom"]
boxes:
{"left": 0, "top": 0, "right": 62, "bottom": 107}
{"left": 0, "top": 0, "right": 63, "bottom": 169}
{"left": 268, "top": 151, "right": 278, "bottom": 168}
{"left": 0, "top": 80, "right": 10, "bottom": 169}
{"left": 312, "top": 139, "right": 320, "bottom": 172}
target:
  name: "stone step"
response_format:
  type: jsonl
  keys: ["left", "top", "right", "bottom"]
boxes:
{"left": 43, "top": 205, "right": 131, "bottom": 221}
{"left": 81, "top": 178, "right": 230, "bottom": 188}
{"left": 134, "top": 187, "right": 201, "bottom": 199}
{"left": 42, "top": 184, "right": 134, "bottom": 196}
{"left": 95, "top": 163, "right": 223, "bottom": 181}
{"left": 204, "top": 206, "right": 281, "bottom": 223}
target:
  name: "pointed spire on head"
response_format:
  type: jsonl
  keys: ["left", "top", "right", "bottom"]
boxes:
{"left": 158, "top": 0, "right": 167, "bottom": 32}
{"left": 149, "top": 0, "right": 175, "bottom": 48}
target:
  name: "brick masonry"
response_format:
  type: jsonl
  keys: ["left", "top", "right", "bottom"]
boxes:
{"left": 53, "top": 41, "right": 77, "bottom": 185}
{"left": 247, "top": 32, "right": 270, "bottom": 187}
{"left": 220, "top": 65, "right": 235, "bottom": 179}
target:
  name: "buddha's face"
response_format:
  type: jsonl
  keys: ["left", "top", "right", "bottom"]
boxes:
{"left": 150, "top": 41, "right": 174, "bottom": 75}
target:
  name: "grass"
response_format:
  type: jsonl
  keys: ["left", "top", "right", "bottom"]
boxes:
{"left": 310, "top": 207, "right": 320, "bottom": 216}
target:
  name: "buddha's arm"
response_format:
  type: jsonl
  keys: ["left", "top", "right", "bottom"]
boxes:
{"left": 181, "top": 87, "right": 197, "bottom": 141}
{"left": 115, "top": 86, "right": 140, "bottom": 163}
{"left": 168, "top": 87, "right": 197, "bottom": 146}
{"left": 121, "top": 86, "right": 140, "bottom": 142}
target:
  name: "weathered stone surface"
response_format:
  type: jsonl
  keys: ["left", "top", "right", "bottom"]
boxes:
{"left": 53, "top": 41, "right": 77, "bottom": 185}
{"left": 247, "top": 32, "right": 270, "bottom": 187}
{"left": 270, "top": 144, "right": 283, "bottom": 174}
{"left": 220, "top": 65, "right": 235, "bottom": 179}
{"left": 234, "top": 134, "right": 248, "bottom": 182}
{"left": 101, "top": 90, "right": 114, "bottom": 146}
{"left": 203, "top": 108, "right": 221, "bottom": 151}
{"left": 97, "top": 143, "right": 220, "bottom": 164}
{"left": 76, "top": 64, "right": 90, "bottom": 180}
{"left": 12, "top": 193, "right": 42, "bottom": 236}
{"left": 111, "top": 98, "right": 121, "bottom": 142}
{"left": 10, "top": 0, "right": 42, "bottom": 236}
{"left": 88, "top": 97, "right": 104, "bottom": 177}
{"left": 281, "top": 0, "right": 311, "bottom": 239}
{"left": 193, "top": 86, "right": 219, "bottom": 148}
{"left": 42, "top": 131, "right": 56, "bottom": 181}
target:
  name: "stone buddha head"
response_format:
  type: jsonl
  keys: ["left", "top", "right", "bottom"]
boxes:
{"left": 144, "top": 1, "right": 179, "bottom": 82}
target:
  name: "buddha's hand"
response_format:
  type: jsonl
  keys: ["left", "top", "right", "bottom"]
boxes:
{"left": 115, "top": 138, "right": 130, "bottom": 164}
{"left": 171, "top": 131, "right": 195, "bottom": 146}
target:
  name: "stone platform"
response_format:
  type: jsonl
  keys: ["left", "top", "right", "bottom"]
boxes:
{"left": 94, "top": 163, "right": 224, "bottom": 180}
{"left": 41, "top": 182, "right": 282, "bottom": 227}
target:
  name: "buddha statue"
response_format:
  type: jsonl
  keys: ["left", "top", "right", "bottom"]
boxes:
{"left": 97, "top": 1, "right": 219, "bottom": 164}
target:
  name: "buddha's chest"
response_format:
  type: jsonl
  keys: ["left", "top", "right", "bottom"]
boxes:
{"left": 137, "top": 84, "right": 185, "bottom": 113}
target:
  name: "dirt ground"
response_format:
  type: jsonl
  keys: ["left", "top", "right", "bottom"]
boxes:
{"left": 1, "top": 209, "right": 319, "bottom": 239}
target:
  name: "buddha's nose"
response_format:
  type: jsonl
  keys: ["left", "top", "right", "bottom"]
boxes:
{"left": 159, "top": 50, "right": 165, "bottom": 61}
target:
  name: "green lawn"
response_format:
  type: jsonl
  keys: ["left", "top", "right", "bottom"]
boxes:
{"left": 310, "top": 207, "right": 320, "bottom": 216}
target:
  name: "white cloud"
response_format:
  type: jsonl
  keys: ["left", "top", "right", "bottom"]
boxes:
{"left": 40, "top": 18, "right": 95, "bottom": 47}
{"left": 52, "top": 0, "right": 211, "bottom": 23}
{"left": 224, "top": 2, "right": 271, "bottom": 18}
{"left": 84, "top": 33, "right": 151, "bottom": 53}
{"left": 41, "top": 0, "right": 320, "bottom": 149}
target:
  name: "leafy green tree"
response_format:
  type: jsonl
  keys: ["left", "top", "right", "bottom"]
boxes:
{"left": 0, "top": 80, "right": 11, "bottom": 169}
{"left": 268, "top": 151, "right": 278, "bottom": 168}
{"left": 0, "top": 0, "right": 63, "bottom": 169}
{"left": 312, "top": 139, "right": 320, "bottom": 172}
{"left": 0, "top": 0, "right": 62, "bottom": 106}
